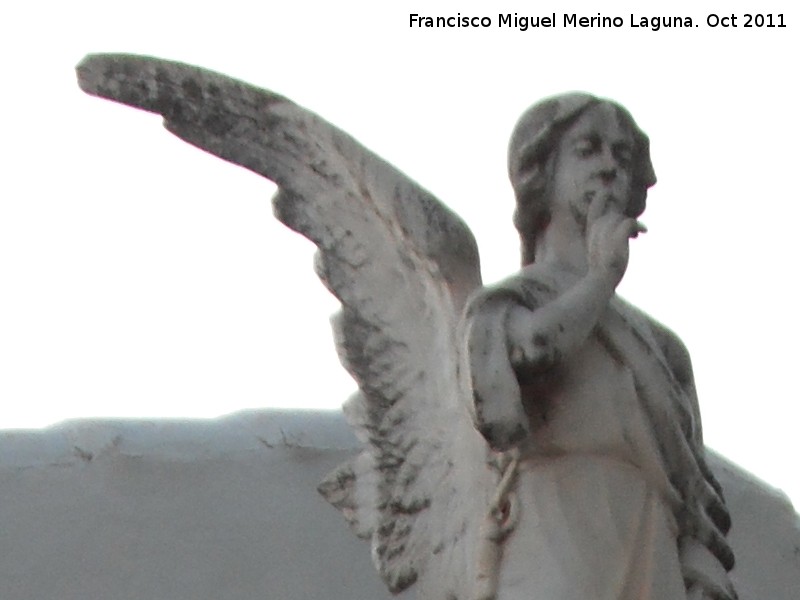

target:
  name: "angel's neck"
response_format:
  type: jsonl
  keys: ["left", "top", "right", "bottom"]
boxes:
{"left": 534, "top": 219, "right": 589, "bottom": 276}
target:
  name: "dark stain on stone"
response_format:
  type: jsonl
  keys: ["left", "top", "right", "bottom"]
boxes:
{"left": 73, "top": 446, "right": 93, "bottom": 463}
{"left": 181, "top": 77, "right": 203, "bottom": 102}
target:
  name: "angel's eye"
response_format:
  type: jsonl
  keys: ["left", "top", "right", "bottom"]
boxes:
{"left": 574, "top": 138, "right": 596, "bottom": 158}
{"left": 614, "top": 145, "right": 633, "bottom": 168}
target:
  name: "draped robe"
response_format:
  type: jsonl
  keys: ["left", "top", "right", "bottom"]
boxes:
{"left": 465, "top": 264, "right": 735, "bottom": 600}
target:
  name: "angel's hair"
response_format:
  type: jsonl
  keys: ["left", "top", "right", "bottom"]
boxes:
{"left": 508, "top": 93, "right": 657, "bottom": 266}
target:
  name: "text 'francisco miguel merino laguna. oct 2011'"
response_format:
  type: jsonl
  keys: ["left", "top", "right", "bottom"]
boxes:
{"left": 409, "top": 12, "right": 787, "bottom": 31}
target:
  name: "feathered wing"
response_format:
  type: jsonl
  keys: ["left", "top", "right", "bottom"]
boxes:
{"left": 77, "top": 54, "right": 496, "bottom": 597}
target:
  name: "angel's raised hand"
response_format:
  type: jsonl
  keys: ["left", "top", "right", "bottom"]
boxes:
{"left": 586, "top": 195, "right": 645, "bottom": 287}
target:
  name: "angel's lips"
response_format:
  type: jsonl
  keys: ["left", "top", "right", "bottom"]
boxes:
{"left": 581, "top": 189, "right": 629, "bottom": 211}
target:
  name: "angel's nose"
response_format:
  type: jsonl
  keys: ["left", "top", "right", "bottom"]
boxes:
{"left": 598, "top": 166, "right": 617, "bottom": 184}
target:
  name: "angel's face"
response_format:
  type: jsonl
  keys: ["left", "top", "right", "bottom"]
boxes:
{"left": 550, "top": 103, "right": 635, "bottom": 226}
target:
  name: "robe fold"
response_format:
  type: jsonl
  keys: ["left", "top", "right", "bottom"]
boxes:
{"left": 465, "top": 266, "right": 735, "bottom": 599}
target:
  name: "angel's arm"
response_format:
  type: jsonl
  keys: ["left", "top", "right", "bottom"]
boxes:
{"left": 466, "top": 199, "right": 640, "bottom": 450}
{"left": 505, "top": 270, "right": 614, "bottom": 375}
{"left": 462, "top": 271, "right": 611, "bottom": 450}
{"left": 508, "top": 195, "right": 643, "bottom": 375}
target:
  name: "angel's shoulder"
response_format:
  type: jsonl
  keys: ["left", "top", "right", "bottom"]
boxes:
{"left": 467, "top": 263, "right": 561, "bottom": 317}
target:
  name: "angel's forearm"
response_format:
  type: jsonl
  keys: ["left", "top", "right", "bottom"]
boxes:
{"left": 508, "top": 271, "right": 616, "bottom": 377}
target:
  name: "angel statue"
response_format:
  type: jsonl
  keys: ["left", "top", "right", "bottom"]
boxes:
{"left": 77, "top": 55, "right": 737, "bottom": 600}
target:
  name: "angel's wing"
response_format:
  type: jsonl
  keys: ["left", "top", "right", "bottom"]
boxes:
{"left": 77, "top": 54, "right": 496, "bottom": 597}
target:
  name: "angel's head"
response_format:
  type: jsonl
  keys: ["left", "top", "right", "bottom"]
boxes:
{"left": 508, "top": 93, "right": 656, "bottom": 265}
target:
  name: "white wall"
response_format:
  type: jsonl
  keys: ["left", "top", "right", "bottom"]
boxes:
{"left": 0, "top": 410, "right": 796, "bottom": 599}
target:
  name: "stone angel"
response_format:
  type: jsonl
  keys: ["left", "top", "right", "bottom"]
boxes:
{"left": 77, "top": 55, "right": 737, "bottom": 600}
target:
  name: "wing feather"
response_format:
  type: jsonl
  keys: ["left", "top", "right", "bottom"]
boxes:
{"left": 77, "top": 54, "right": 494, "bottom": 597}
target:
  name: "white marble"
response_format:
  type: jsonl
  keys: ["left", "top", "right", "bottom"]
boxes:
{"left": 74, "top": 57, "right": 795, "bottom": 598}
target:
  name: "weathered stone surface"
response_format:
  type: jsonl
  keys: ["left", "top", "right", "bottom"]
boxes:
{"left": 75, "top": 56, "right": 794, "bottom": 598}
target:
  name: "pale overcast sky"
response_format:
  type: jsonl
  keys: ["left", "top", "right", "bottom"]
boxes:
{"left": 1, "top": 1, "right": 798, "bottom": 506}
